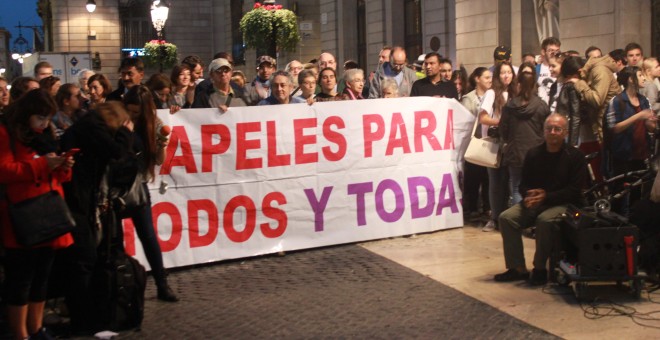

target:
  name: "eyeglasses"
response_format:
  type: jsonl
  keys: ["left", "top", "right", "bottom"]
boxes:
{"left": 544, "top": 126, "right": 565, "bottom": 133}
{"left": 214, "top": 68, "right": 232, "bottom": 74}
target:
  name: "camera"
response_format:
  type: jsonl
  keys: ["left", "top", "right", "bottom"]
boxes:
{"left": 487, "top": 126, "right": 500, "bottom": 138}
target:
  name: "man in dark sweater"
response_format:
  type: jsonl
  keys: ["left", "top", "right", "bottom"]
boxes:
{"left": 409, "top": 53, "right": 458, "bottom": 99}
{"left": 494, "top": 114, "right": 587, "bottom": 286}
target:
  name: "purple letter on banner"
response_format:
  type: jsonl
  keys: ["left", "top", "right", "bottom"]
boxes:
{"left": 436, "top": 173, "right": 459, "bottom": 215}
{"left": 347, "top": 182, "right": 374, "bottom": 226}
{"left": 375, "top": 179, "right": 405, "bottom": 222}
{"left": 407, "top": 176, "right": 435, "bottom": 218}
{"left": 304, "top": 187, "right": 333, "bottom": 232}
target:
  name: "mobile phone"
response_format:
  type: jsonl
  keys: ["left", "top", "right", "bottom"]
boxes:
{"left": 63, "top": 148, "right": 80, "bottom": 158}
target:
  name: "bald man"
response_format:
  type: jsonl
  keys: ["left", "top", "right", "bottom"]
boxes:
{"left": 369, "top": 46, "right": 418, "bottom": 98}
{"left": 494, "top": 114, "right": 587, "bottom": 286}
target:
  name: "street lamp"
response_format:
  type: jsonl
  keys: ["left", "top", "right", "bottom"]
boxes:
{"left": 151, "top": 1, "right": 169, "bottom": 39}
{"left": 86, "top": 0, "right": 96, "bottom": 13}
{"left": 11, "top": 24, "right": 32, "bottom": 64}
{"left": 151, "top": 1, "right": 170, "bottom": 72}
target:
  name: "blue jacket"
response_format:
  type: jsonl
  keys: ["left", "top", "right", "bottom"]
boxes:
{"left": 605, "top": 91, "right": 651, "bottom": 161}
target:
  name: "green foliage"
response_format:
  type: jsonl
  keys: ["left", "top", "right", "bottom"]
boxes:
{"left": 239, "top": 6, "right": 301, "bottom": 52}
{"left": 143, "top": 40, "right": 178, "bottom": 69}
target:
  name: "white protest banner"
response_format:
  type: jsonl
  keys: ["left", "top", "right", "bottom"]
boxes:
{"left": 123, "top": 97, "right": 474, "bottom": 269}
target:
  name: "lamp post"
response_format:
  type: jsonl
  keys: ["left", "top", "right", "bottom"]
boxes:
{"left": 151, "top": 0, "right": 169, "bottom": 72}
{"left": 11, "top": 23, "right": 32, "bottom": 64}
{"left": 264, "top": 0, "right": 277, "bottom": 59}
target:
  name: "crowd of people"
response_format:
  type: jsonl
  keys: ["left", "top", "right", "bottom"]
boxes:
{"left": 0, "top": 37, "right": 658, "bottom": 339}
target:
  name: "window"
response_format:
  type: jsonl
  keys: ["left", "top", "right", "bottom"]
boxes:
{"left": 404, "top": 0, "right": 422, "bottom": 60}
{"left": 232, "top": 0, "right": 246, "bottom": 65}
{"left": 120, "top": 0, "right": 153, "bottom": 50}
{"left": 357, "top": 0, "right": 367, "bottom": 70}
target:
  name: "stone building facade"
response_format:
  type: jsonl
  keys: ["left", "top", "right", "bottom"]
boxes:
{"left": 39, "top": 0, "right": 655, "bottom": 84}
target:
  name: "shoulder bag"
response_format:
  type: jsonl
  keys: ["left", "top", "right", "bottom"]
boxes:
{"left": 464, "top": 118, "right": 501, "bottom": 168}
{"left": 9, "top": 179, "right": 76, "bottom": 247}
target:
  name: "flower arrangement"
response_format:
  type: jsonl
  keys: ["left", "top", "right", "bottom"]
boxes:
{"left": 239, "top": 2, "right": 301, "bottom": 52}
{"left": 143, "top": 40, "right": 178, "bottom": 69}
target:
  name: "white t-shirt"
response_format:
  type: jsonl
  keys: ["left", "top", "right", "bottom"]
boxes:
{"left": 478, "top": 89, "right": 508, "bottom": 138}
{"left": 537, "top": 63, "right": 555, "bottom": 104}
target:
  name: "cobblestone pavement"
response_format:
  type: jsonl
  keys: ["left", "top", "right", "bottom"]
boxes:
{"left": 101, "top": 244, "right": 558, "bottom": 339}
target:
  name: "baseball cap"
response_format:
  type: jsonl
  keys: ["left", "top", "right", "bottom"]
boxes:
{"left": 493, "top": 46, "right": 511, "bottom": 61}
{"left": 208, "top": 58, "right": 232, "bottom": 73}
{"left": 413, "top": 54, "right": 426, "bottom": 68}
{"left": 257, "top": 55, "right": 276, "bottom": 67}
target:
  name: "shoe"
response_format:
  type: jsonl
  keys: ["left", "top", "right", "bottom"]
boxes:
{"left": 29, "top": 327, "right": 54, "bottom": 340}
{"left": 482, "top": 220, "right": 497, "bottom": 232}
{"left": 494, "top": 269, "right": 529, "bottom": 282}
{"left": 528, "top": 268, "right": 548, "bottom": 286}
{"left": 157, "top": 284, "right": 179, "bottom": 302}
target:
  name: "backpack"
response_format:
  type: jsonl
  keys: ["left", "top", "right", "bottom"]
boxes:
{"left": 90, "top": 246, "right": 147, "bottom": 331}
{"left": 90, "top": 207, "right": 147, "bottom": 331}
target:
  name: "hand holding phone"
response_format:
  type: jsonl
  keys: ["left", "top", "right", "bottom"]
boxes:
{"left": 62, "top": 148, "right": 80, "bottom": 158}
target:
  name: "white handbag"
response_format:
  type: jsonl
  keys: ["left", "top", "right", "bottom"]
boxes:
{"left": 464, "top": 118, "right": 501, "bottom": 168}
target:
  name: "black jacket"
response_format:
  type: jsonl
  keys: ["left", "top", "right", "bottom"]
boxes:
{"left": 555, "top": 82, "right": 583, "bottom": 147}
{"left": 520, "top": 142, "right": 587, "bottom": 208}
{"left": 61, "top": 111, "right": 134, "bottom": 216}
{"left": 500, "top": 95, "right": 550, "bottom": 167}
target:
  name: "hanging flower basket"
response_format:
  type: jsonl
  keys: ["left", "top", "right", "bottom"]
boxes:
{"left": 143, "top": 40, "right": 178, "bottom": 69}
{"left": 239, "top": 2, "right": 301, "bottom": 52}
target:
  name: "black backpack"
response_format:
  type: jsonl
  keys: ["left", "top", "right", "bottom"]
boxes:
{"left": 90, "top": 207, "right": 147, "bottom": 331}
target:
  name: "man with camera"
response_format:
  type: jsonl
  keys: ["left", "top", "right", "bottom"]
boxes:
{"left": 493, "top": 114, "right": 587, "bottom": 286}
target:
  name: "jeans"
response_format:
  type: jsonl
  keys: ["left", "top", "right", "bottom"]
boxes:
{"left": 508, "top": 166, "right": 523, "bottom": 205}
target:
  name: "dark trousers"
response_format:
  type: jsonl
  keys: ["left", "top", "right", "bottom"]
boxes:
{"left": 129, "top": 183, "right": 167, "bottom": 287}
{"left": 463, "top": 161, "right": 490, "bottom": 214}
{"left": 3, "top": 247, "right": 54, "bottom": 305}
{"left": 63, "top": 212, "right": 98, "bottom": 331}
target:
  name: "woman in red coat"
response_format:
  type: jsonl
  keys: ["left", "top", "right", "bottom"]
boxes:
{"left": 0, "top": 89, "right": 74, "bottom": 340}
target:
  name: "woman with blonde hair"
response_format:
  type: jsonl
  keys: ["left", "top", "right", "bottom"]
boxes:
{"left": 641, "top": 57, "right": 660, "bottom": 115}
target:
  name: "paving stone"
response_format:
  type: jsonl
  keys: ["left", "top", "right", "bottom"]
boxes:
{"left": 96, "top": 245, "right": 558, "bottom": 339}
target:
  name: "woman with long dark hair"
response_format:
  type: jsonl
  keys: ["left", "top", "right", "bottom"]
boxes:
{"left": 123, "top": 85, "right": 177, "bottom": 302}
{"left": 461, "top": 67, "right": 492, "bottom": 220}
{"left": 0, "top": 89, "right": 74, "bottom": 340}
{"left": 60, "top": 100, "right": 135, "bottom": 334}
{"left": 500, "top": 70, "right": 550, "bottom": 205}
{"left": 605, "top": 66, "right": 657, "bottom": 215}
{"left": 478, "top": 61, "right": 516, "bottom": 231}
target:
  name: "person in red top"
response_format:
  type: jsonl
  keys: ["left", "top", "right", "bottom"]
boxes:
{"left": 0, "top": 88, "right": 74, "bottom": 340}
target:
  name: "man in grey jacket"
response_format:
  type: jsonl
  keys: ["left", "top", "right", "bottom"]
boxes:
{"left": 369, "top": 46, "right": 418, "bottom": 98}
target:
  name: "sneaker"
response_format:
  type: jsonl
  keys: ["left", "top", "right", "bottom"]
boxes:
{"left": 482, "top": 220, "right": 497, "bottom": 232}
{"left": 494, "top": 269, "right": 529, "bottom": 282}
{"left": 528, "top": 268, "right": 548, "bottom": 286}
